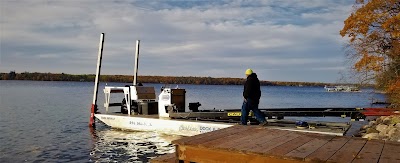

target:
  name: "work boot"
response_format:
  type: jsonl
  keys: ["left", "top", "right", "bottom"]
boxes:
{"left": 259, "top": 121, "right": 268, "bottom": 126}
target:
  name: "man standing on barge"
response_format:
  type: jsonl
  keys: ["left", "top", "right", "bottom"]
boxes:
{"left": 241, "top": 69, "right": 268, "bottom": 126}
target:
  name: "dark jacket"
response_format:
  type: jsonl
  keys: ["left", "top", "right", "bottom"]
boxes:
{"left": 243, "top": 73, "right": 261, "bottom": 103}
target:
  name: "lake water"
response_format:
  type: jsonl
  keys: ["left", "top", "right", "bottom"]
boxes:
{"left": 0, "top": 80, "right": 386, "bottom": 162}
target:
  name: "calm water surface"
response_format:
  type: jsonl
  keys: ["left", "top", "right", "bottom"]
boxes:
{"left": 0, "top": 80, "right": 386, "bottom": 162}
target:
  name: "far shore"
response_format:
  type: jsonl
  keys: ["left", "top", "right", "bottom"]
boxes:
{"left": 1, "top": 71, "right": 373, "bottom": 87}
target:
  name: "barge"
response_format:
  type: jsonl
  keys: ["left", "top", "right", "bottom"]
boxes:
{"left": 89, "top": 34, "right": 395, "bottom": 136}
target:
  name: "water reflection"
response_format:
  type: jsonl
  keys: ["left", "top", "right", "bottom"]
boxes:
{"left": 89, "top": 126, "right": 182, "bottom": 162}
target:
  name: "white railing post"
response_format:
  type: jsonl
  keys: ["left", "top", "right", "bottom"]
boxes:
{"left": 133, "top": 40, "right": 140, "bottom": 85}
{"left": 90, "top": 33, "right": 105, "bottom": 127}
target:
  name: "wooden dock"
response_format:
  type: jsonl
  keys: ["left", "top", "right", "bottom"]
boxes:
{"left": 151, "top": 125, "right": 400, "bottom": 163}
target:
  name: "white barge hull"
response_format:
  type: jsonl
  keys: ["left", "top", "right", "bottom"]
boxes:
{"left": 95, "top": 114, "right": 233, "bottom": 136}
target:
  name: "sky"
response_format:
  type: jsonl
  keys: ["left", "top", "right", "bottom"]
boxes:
{"left": 0, "top": 0, "right": 355, "bottom": 82}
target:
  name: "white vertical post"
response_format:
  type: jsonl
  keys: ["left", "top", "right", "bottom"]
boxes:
{"left": 105, "top": 92, "right": 110, "bottom": 113}
{"left": 90, "top": 33, "right": 105, "bottom": 127}
{"left": 126, "top": 92, "right": 131, "bottom": 115}
{"left": 133, "top": 40, "right": 140, "bottom": 85}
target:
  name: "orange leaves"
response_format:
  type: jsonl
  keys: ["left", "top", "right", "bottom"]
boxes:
{"left": 341, "top": 0, "right": 399, "bottom": 42}
{"left": 387, "top": 77, "right": 400, "bottom": 106}
{"left": 383, "top": 13, "right": 400, "bottom": 38}
{"left": 342, "top": 0, "right": 400, "bottom": 106}
{"left": 354, "top": 54, "right": 385, "bottom": 72}
{"left": 341, "top": 0, "right": 399, "bottom": 71}
{"left": 389, "top": 41, "right": 400, "bottom": 58}
{"left": 340, "top": 12, "right": 370, "bottom": 40}
{"left": 387, "top": 77, "right": 400, "bottom": 92}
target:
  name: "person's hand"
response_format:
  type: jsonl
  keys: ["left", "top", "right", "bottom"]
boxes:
{"left": 244, "top": 98, "right": 247, "bottom": 102}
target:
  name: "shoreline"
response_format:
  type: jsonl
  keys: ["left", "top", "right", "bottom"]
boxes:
{"left": 1, "top": 71, "right": 372, "bottom": 87}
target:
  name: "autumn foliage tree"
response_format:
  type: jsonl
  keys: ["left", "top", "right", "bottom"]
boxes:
{"left": 340, "top": 0, "right": 400, "bottom": 107}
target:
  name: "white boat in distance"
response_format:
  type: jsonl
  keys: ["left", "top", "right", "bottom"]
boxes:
{"left": 324, "top": 85, "right": 361, "bottom": 92}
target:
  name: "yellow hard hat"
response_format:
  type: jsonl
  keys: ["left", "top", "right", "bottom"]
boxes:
{"left": 245, "top": 69, "right": 253, "bottom": 75}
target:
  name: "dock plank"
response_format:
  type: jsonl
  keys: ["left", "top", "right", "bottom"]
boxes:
{"left": 249, "top": 132, "right": 302, "bottom": 154}
{"left": 285, "top": 135, "right": 334, "bottom": 160}
{"left": 222, "top": 128, "right": 283, "bottom": 149}
{"left": 352, "top": 140, "right": 384, "bottom": 163}
{"left": 379, "top": 141, "right": 400, "bottom": 163}
{"left": 199, "top": 126, "right": 261, "bottom": 148}
{"left": 265, "top": 135, "right": 314, "bottom": 156}
{"left": 326, "top": 138, "right": 366, "bottom": 163}
{"left": 231, "top": 129, "right": 290, "bottom": 152}
{"left": 183, "top": 125, "right": 253, "bottom": 146}
{"left": 203, "top": 126, "right": 267, "bottom": 149}
{"left": 177, "top": 144, "right": 303, "bottom": 163}
{"left": 305, "top": 136, "right": 349, "bottom": 162}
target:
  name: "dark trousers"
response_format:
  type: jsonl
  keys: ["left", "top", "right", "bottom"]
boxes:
{"left": 240, "top": 98, "right": 266, "bottom": 125}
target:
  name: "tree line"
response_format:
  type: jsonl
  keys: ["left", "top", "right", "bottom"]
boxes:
{"left": 340, "top": 0, "right": 399, "bottom": 107}
{"left": 0, "top": 71, "right": 335, "bottom": 87}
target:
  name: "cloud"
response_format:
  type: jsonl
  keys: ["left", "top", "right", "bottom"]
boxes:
{"left": 0, "top": 0, "right": 354, "bottom": 82}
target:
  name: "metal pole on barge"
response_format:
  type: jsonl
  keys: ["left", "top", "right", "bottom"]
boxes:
{"left": 90, "top": 33, "right": 105, "bottom": 127}
{"left": 133, "top": 40, "right": 140, "bottom": 85}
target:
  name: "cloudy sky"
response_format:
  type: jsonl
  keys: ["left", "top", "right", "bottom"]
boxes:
{"left": 0, "top": 0, "right": 354, "bottom": 82}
